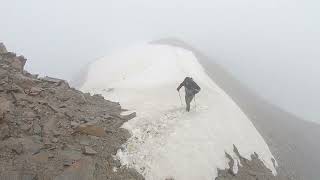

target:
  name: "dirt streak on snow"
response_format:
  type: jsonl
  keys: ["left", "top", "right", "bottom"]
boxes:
{"left": 81, "top": 43, "right": 277, "bottom": 180}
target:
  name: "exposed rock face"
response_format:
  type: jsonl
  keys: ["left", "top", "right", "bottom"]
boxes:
{"left": 0, "top": 43, "right": 143, "bottom": 180}
{"left": 216, "top": 146, "right": 289, "bottom": 180}
{"left": 0, "top": 42, "right": 7, "bottom": 54}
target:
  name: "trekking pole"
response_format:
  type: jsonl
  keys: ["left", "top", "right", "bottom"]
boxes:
{"left": 194, "top": 94, "right": 197, "bottom": 111}
{"left": 178, "top": 91, "right": 183, "bottom": 106}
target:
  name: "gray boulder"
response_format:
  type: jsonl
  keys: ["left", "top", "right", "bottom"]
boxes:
{"left": 0, "top": 43, "right": 7, "bottom": 54}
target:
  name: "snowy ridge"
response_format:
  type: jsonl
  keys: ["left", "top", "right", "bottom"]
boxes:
{"left": 80, "top": 43, "right": 277, "bottom": 180}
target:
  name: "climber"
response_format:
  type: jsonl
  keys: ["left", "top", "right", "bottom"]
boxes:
{"left": 177, "top": 77, "right": 201, "bottom": 112}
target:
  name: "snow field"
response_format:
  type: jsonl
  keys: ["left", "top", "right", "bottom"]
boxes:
{"left": 81, "top": 43, "right": 277, "bottom": 180}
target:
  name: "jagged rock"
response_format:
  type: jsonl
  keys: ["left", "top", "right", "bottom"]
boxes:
{"left": 48, "top": 153, "right": 55, "bottom": 159}
{"left": 0, "top": 96, "right": 12, "bottom": 120}
{"left": 93, "top": 94, "right": 104, "bottom": 100}
{"left": 54, "top": 158, "right": 95, "bottom": 180}
{"left": 51, "top": 138, "right": 59, "bottom": 143}
{"left": 52, "top": 129, "right": 61, "bottom": 137}
{"left": 79, "top": 135, "right": 91, "bottom": 145}
{"left": 0, "top": 44, "right": 143, "bottom": 180}
{"left": 33, "top": 122, "right": 42, "bottom": 135}
{"left": 17, "top": 55, "right": 27, "bottom": 68}
{"left": 40, "top": 76, "right": 69, "bottom": 87}
{"left": 20, "top": 122, "right": 32, "bottom": 131}
{"left": 28, "top": 87, "right": 43, "bottom": 96}
{"left": 40, "top": 76, "right": 64, "bottom": 83}
{"left": 58, "top": 96, "right": 70, "bottom": 102}
{"left": 71, "top": 121, "right": 80, "bottom": 128}
{"left": 216, "top": 145, "right": 287, "bottom": 180}
{"left": 7, "top": 83, "right": 24, "bottom": 93}
{"left": 79, "top": 117, "right": 88, "bottom": 123}
{"left": 59, "top": 149, "right": 82, "bottom": 162}
{"left": 3, "top": 52, "right": 16, "bottom": 58}
{"left": 22, "top": 111, "right": 36, "bottom": 118}
{"left": 32, "top": 151, "right": 49, "bottom": 163}
{"left": 0, "top": 123, "right": 10, "bottom": 140}
{"left": 121, "top": 112, "right": 137, "bottom": 121}
{"left": 10, "top": 142, "right": 23, "bottom": 155}
{"left": 11, "top": 57, "right": 26, "bottom": 72}
{"left": 0, "top": 42, "right": 7, "bottom": 54}
{"left": 82, "top": 146, "right": 97, "bottom": 155}
{"left": 74, "top": 123, "right": 107, "bottom": 137}
{"left": 63, "top": 159, "right": 74, "bottom": 166}
{"left": 77, "top": 93, "right": 87, "bottom": 104}
{"left": 7, "top": 137, "right": 42, "bottom": 155}
{"left": 0, "top": 172, "right": 37, "bottom": 180}
{"left": 14, "top": 73, "right": 38, "bottom": 89}
{"left": 23, "top": 71, "right": 38, "bottom": 79}
{"left": 58, "top": 104, "right": 67, "bottom": 108}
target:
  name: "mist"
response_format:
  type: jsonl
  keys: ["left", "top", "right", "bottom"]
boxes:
{"left": 1, "top": 0, "right": 319, "bottom": 123}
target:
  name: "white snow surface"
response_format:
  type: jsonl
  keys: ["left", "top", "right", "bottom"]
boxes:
{"left": 80, "top": 43, "right": 277, "bottom": 180}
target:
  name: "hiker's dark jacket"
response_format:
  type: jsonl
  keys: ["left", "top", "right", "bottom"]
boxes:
{"left": 177, "top": 77, "right": 201, "bottom": 95}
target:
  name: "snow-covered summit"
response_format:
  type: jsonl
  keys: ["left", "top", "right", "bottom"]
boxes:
{"left": 80, "top": 43, "right": 277, "bottom": 180}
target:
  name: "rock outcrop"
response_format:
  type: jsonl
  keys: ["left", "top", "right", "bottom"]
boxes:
{"left": 0, "top": 43, "right": 143, "bottom": 180}
{"left": 216, "top": 145, "right": 289, "bottom": 180}
{"left": 0, "top": 43, "right": 7, "bottom": 54}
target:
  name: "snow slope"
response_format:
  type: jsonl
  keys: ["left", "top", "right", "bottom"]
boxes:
{"left": 80, "top": 43, "right": 277, "bottom": 180}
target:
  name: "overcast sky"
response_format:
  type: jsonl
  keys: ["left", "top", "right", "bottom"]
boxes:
{"left": 1, "top": 0, "right": 319, "bottom": 123}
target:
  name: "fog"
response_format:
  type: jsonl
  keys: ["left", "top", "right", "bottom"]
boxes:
{"left": 1, "top": 0, "right": 319, "bottom": 123}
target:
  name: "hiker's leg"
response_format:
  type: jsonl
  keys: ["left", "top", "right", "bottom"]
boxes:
{"left": 188, "top": 95, "right": 194, "bottom": 111}
{"left": 185, "top": 89, "right": 194, "bottom": 112}
{"left": 186, "top": 101, "right": 190, "bottom": 111}
{"left": 186, "top": 95, "right": 194, "bottom": 112}
{"left": 185, "top": 95, "right": 190, "bottom": 111}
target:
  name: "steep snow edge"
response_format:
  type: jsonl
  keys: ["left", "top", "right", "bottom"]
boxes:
{"left": 80, "top": 43, "right": 277, "bottom": 180}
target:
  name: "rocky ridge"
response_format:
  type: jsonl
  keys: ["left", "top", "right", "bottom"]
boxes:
{"left": 0, "top": 42, "right": 291, "bottom": 180}
{"left": 215, "top": 145, "right": 289, "bottom": 180}
{"left": 0, "top": 43, "right": 143, "bottom": 180}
